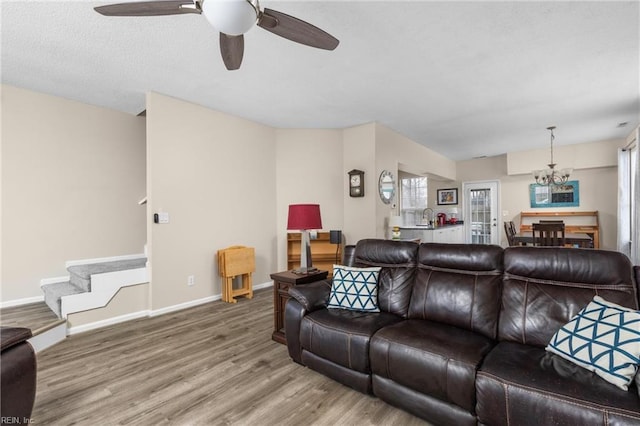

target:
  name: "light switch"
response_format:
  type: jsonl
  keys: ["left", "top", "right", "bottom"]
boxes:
{"left": 158, "top": 212, "right": 170, "bottom": 224}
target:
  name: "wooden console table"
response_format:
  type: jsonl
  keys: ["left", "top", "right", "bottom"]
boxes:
{"left": 519, "top": 211, "right": 600, "bottom": 248}
{"left": 271, "top": 269, "right": 328, "bottom": 345}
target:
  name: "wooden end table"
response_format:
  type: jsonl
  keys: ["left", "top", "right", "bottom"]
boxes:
{"left": 271, "top": 269, "right": 328, "bottom": 344}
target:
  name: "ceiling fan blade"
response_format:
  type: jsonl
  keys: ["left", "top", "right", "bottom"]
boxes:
{"left": 219, "top": 33, "right": 244, "bottom": 70}
{"left": 94, "top": 1, "right": 200, "bottom": 17}
{"left": 258, "top": 8, "right": 339, "bottom": 51}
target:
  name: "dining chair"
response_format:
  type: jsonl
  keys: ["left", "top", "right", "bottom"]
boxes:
{"left": 504, "top": 221, "right": 518, "bottom": 246}
{"left": 532, "top": 222, "right": 566, "bottom": 246}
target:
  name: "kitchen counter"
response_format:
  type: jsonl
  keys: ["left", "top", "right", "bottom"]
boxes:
{"left": 398, "top": 223, "right": 465, "bottom": 243}
{"left": 400, "top": 222, "right": 464, "bottom": 229}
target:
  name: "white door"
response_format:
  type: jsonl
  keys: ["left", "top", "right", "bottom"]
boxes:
{"left": 462, "top": 181, "right": 500, "bottom": 245}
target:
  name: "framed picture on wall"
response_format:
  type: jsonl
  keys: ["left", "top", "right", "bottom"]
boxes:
{"left": 437, "top": 188, "right": 458, "bottom": 205}
{"left": 529, "top": 181, "right": 579, "bottom": 208}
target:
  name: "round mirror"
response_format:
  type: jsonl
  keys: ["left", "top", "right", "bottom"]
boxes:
{"left": 378, "top": 170, "right": 396, "bottom": 204}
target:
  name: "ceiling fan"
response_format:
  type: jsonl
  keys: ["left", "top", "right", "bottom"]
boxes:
{"left": 94, "top": 0, "right": 339, "bottom": 70}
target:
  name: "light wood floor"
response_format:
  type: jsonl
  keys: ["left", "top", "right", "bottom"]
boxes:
{"left": 32, "top": 289, "right": 427, "bottom": 425}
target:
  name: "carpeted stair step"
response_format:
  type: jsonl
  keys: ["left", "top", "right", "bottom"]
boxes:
{"left": 68, "top": 258, "right": 147, "bottom": 292}
{"left": 42, "top": 281, "right": 86, "bottom": 318}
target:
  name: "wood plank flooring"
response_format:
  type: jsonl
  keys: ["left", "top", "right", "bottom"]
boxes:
{"left": 32, "top": 289, "right": 427, "bottom": 425}
{"left": 0, "top": 302, "right": 61, "bottom": 334}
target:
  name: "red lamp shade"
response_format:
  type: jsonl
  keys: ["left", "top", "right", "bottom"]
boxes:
{"left": 287, "top": 204, "right": 322, "bottom": 230}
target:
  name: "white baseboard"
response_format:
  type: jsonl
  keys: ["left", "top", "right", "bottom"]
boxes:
{"left": 65, "top": 281, "right": 273, "bottom": 334}
{"left": 29, "top": 322, "right": 67, "bottom": 352}
{"left": 0, "top": 295, "right": 45, "bottom": 309}
{"left": 149, "top": 281, "right": 273, "bottom": 317}
{"left": 67, "top": 309, "right": 150, "bottom": 335}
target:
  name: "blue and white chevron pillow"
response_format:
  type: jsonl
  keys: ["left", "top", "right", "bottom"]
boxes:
{"left": 546, "top": 296, "right": 640, "bottom": 390}
{"left": 327, "top": 265, "right": 381, "bottom": 312}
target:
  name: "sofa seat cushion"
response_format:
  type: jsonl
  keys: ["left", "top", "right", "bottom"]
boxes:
{"left": 300, "top": 309, "right": 402, "bottom": 374}
{"left": 476, "top": 341, "right": 640, "bottom": 426}
{"left": 370, "top": 319, "right": 495, "bottom": 413}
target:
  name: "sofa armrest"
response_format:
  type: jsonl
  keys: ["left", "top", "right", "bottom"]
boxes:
{"left": 1, "top": 327, "right": 33, "bottom": 352}
{"left": 288, "top": 280, "right": 331, "bottom": 312}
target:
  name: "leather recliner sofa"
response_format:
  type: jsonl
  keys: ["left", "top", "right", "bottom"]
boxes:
{"left": 1, "top": 327, "right": 37, "bottom": 423}
{"left": 285, "top": 239, "right": 640, "bottom": 425}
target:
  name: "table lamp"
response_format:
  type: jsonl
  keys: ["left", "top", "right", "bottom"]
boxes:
{"left": 287, "top": 204, "right": 322, "bottom": 274}
{"left": 389, "top": 215, "right": 403, "bottom": 240}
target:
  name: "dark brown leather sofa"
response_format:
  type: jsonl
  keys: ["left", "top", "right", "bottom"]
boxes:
{"left": 285, "top": 239, "right": 640, "bottom": 425}
{"left": 1, "top": 327, "right": 37, "bottom": 423}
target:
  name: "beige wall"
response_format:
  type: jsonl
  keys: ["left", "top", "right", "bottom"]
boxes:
{"left": 1, "top": 85, "right": 146, "bottom": 302}
{"left": 146, "top": 92, "right": 278, "bottom": 311}
{"left": 275, "top": 128, "right": 344, "bottom": 271}
{"left": 2, "top": 85, "right": 629, "bottom": 329}
{"left": 457, "top": 139, "right": 624, "bottom": 249}
{"left": 375, "top": 123, "right": 457, "bottom": 238}
{"left": 342, "top": 123, "right": 377, "bottom": 243}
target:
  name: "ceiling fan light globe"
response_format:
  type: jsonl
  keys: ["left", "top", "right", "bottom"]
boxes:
{"left": 202, "top": 0, "right": 258, "bottom": 36}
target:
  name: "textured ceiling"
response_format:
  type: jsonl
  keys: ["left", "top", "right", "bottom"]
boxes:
{"left": 2, "top": 1, "right": 639, "bottom": 160}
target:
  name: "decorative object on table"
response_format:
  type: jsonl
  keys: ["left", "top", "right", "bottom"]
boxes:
{"left": 529, "top": 180, "right": 579, "bottom": 208}
{"left": 532, "top": 126, "right": 573, "bottom": 186}
{"left": 94, "top": 0, "right": 339, "bottom": 71}
{"left": 287, "top": 204, "right": 322, "bottom": 274}
{"left": 449, "top": 207, "right": 459, "bottom": 224}
{"left": 437, "top": 188, "right": 458, "bottom": 205}
{"left": 389, "top": 215, "right": 402, "bottom": 240}
{"left": 378, "top": 170, "right": 396, "bottom": 204}
{"left": 217, "top": 245, "right": 254, "bottom": 303}
{"left": 329, "top": 230, "right": 342, "bottom": 263}
{"left": 348, "top": 169, "right": 365, "bottom": 197}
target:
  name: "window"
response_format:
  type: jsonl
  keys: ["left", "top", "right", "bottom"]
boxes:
{"left": 400, "top": 175, "right": 427, "bottom": 225}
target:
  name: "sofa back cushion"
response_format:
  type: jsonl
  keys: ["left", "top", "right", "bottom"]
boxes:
{"left": 408, "top": 243, "right": 504, "bottom": 339}
{"left": 353, "top": 239, "right": 418, "bottom": 318}
{"left": 500, "top": 246, "right": 638, "bottom": 347}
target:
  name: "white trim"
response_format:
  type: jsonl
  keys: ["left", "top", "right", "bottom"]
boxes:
{"left": 62, "top": 281, "right": 273, "bottom": 334}
{"left": 67, "top": 310, "right": 150, "bottom": 335}
{"left": 149, "top": 281, "right": 273, "bottom": 317}
{"left": 28, "top": 322, "right": 67, "bottom": 352}
{"left": 65, "top": 253, "right": 146, "bottom": 268}
{"left": 40, "top": 276, "right": 70, "bottom": 287}
{"left": 0, "top": 295, "right": 45, "bottom": 308}
{"left": 61, "top": 268, "right": 149, "bottom": 318}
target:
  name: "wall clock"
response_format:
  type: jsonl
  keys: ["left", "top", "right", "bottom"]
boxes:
{"left": 348, "top": 169, "right": 365, "bottom": 197}
{"left": 378, "top": 170, "right": 396, "bottom": 204}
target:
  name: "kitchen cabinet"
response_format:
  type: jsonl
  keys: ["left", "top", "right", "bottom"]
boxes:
{"left": 399, "top": 225, "right": 464, "bottom": 244}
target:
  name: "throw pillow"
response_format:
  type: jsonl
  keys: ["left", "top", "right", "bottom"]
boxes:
{"left": 546, "top": 296, "right": 640, "bottom": 390}
{"left": 327, "top": 265, "right": 381, "bottom": 312}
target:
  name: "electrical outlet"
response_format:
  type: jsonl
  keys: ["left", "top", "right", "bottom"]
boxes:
{"left": 187, "top": 275, "right": 195, "bottom": 286}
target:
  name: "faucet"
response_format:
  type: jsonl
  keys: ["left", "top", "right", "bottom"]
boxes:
{"left": 422, "top": 208, "right": 434, "bottom": 225}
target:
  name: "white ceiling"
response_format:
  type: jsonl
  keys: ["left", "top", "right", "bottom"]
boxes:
{"left": 2, "top": 1, "right": 639, "bottom": 161}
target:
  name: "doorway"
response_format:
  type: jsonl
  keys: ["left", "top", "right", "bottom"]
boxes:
{"left": 462, "top": 181, "right": 500, "bottom": 245}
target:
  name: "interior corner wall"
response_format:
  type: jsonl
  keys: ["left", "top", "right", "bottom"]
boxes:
{"left": 146, "top": 92, "right": 277, "bottom": 311}
{"left": 374, "top": 123, "right": 457, "bottom": 238}
{"left": 275, "top": 128, "right": 344, "bottom": 272}
{"left": 1, "top": 85, "right": 146, "bottom": 303}
{"left": 342, "top": 123, "right": 377, "bottom": 244}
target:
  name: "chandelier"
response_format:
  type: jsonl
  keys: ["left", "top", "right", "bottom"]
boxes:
{"left": 532, "top": 126, "right": 572, "bottom": 186}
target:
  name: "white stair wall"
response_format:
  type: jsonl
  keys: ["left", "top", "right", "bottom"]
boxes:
{"left": 61, "top": 266, "right": 148, "bottom": 318}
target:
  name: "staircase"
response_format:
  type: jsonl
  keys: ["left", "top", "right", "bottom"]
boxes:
{"left": 41, "top": 255, "right": 148, "bottom": 319}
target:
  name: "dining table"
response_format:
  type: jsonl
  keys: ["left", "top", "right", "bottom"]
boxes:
{"left": 513, "top": 232, "right": 594, "bottom": 248}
